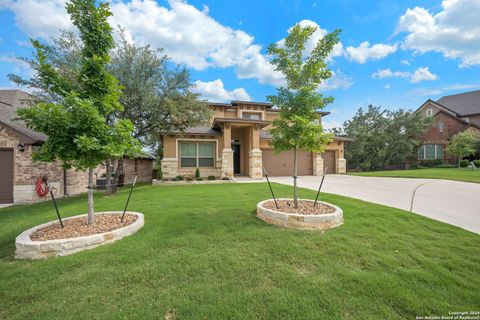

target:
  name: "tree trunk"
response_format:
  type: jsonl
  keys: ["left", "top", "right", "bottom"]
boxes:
{"left": 293, "top": 148, "right": 298, "bottom": 208}
{"left": 111, "top": 158, "right": 124, "bottom": 194}
{"left": 458, "top": 156, "right": 461, "bottom": 168}
{"left": 105, "top": 158, "right": 112, "bottom": 196}
{"left": 87, "top": 168, "right": 95, "bottom": 225}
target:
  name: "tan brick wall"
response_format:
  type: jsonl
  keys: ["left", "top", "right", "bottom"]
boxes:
{"left": 0, "top": 124, "right": 90, "bottom": 203}
{"left": 123, "top": 158, "right": 153, "bottom": 184}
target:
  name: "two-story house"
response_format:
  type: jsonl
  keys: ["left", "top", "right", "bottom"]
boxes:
{"left": 416, "top": 90, "right": 480, "bottom": 163}
{"left": 161, "top": 100, "right": 352, "bottom": 179}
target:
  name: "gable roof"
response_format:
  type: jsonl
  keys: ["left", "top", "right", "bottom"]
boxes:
{"left": 436, "top": 90, "right": 480, "bottom": 116}
{"left": 0, "top": 89, "right": 47, "bottom": 144}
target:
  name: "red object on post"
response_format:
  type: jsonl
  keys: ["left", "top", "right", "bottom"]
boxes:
{"left": 35, "top": 176, "right": 49, "bottom": 197}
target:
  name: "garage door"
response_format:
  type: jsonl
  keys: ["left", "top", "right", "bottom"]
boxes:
{"left": 0, "top": 149, "right": 14, "bottom": 204}
{"left": 322, "top": 151, "right": 336, "bottom": 174}
{"left": 262, "top": 149, "right": 313, "bottom": 176}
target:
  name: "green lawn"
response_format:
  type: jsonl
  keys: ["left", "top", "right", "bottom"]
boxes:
{"left": 0, "top": 183, "right": 478, "bottom": 319}
{"left": 349, "top": 167, "right": 480, "bottom": 184}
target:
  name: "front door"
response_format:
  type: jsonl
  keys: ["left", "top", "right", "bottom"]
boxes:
{"left": 232, "top": 144, "right": 241, "bottom": 175}
{"left": 0, "top": 149, "right": 14, "bottom": 204}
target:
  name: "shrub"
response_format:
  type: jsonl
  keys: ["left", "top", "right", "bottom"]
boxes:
{"left": 208, "top": 175, "right": 216, "bottom": 180}
{"left": 460, "top": 159, "right": 468, "bottom": 167}
{"left": 171, "top": 177, "right": 180, "bottom": 181}
{"left": 473, "top": 160, "right": 480, "bottom": 168}
{"left": 195, "top": 168, "right": 200, "bottom": 179}
{"left": 418, "top": 159, "right": 443, "bottom": 168}
{"left": 176, "top": 175, "right": 184, "bottom": 180}
{"left": 196, "top": 177, "right": 203, "bottom": 181}
{"left": 222, "top": 177, "right": 230, "bottom": 180}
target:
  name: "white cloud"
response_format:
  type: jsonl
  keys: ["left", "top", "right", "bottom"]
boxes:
{"left": 384, "top": 84, "right": 391, "bottom": 89}
{"left": 192, "top": 79, "right": 250, "bottom": 102}
{"left": 372, "top": 68, "right": 409, "bottom": 79}
{"left": 345, "top": 41, "right": 397, "bottom": 64}
{"left": 401, "top": 59, "right": 410, "bottom": 65}
{"left": 1, "top": 1, "right": 350, "bottom": 90}
{"left": 322, "top": 120, "right": 343, "bottom": 131}
{"left": 372, "top": 67, "right": 438, "bottom": 83}
{"left": 410, "top": 67, "right": 438, "bottom": 83}
{"left": 410, "top": 83, "right": 480, "bottom": 96}
{"left": 318, "top": 70, "right": 353, "bottom": 91}
{"left": 397, "top": 0, "right": 480, "bottom": 67}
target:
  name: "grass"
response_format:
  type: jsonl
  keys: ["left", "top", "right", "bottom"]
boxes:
{"left": 0, "top": 183, "right": 479, "bottom": 319}
{"left": 349, "top": 167, "right": 480, "bottom": 184}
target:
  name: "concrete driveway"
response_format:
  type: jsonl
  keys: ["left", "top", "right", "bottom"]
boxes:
{"left": 269, "top": 175, "right": 480, "bottom": 234}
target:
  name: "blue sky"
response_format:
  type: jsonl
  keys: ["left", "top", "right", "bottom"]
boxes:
{"left": 1, "top": 0, "right": 479, "bottom": 128}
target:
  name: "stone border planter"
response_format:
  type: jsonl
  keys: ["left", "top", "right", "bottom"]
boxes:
{"left": 15, "top": 211, "right": 144, "bottom": 260}
{"left": 257, "top": 199, "right": 343, "bottom": 230}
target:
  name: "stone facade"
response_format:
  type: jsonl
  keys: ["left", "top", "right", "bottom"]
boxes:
{"left": 222, "top": 148, "right": 234, "bottom": 178}
{"left": 336, "top": 158, "right": 346, "bottom": 174}
{"left": 313, "top": 153, "right": 324, "bottom": 175}
{"left": 160, "top": 157, "right": 222, "bottom": 179}
{"left": 248, "top": 149, "right": 262, "bottom": 179}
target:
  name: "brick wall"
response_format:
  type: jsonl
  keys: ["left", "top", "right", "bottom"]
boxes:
{"left": 123, "top": 158, "right": 153, "bottom": 184}
{"left": 0, "top": 124, "right": 89, "bottom": 203}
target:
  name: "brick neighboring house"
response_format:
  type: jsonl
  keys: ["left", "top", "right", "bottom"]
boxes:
{"left": 161, "top": 100, "right": 352, "bottom": 179}
{"left": 416, "top": 90, "right": 480, "bottom": 163}
{"left": 0, "top": 89, "right": 153, "bottom": 205}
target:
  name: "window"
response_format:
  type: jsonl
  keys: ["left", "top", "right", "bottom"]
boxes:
{"left": 242, "top": 112, "right": 261, "bottom": 120}
{"left": 438, "top": 121, "right": 445, "bottom": 133}
{"left": 426, "top": 108, "right": 433, "bottom": 117}
{"left": 180, "top": 142, "right": 215, "bottom": 167}
{"left": 418, "top": 144, "right": 443, "bottom": 160}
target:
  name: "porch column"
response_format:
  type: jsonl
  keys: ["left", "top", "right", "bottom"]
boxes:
{"left": 248, "top": 124, "right": 263, "bottom": 179}
{"left": 222, "top": 123, "right": 234, "bottom": 178}
{"left": 313, "top": 153, "right": 324, "bottom": 176}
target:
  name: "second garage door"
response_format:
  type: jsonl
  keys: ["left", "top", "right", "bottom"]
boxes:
{"left": 322, "top": 150, "right": 336, "bottom": 174}
{"left": 262, "top": 149, "right": 313, "bottom": 176}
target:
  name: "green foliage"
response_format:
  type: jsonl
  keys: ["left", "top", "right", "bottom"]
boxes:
{"left": 207, "top": 175, "right": 216, "bottom": 180}
{"left": 16, "top": 0, "right": 139, "bottom": 171}
{"left": 339, "top": 105, "right": 430, "bottom": 171}
{"left": 176, "top": 175, "right": 184, "bottom": 181}
{"left": 446, "top": 132, "right": 478, "bottom": 167}
{"left": 267, "top": 23, "right": 339, "bottom": 206}
{"left": 460, "top": 159, "right": 469, "bottom": 167}
{"left": 195, "top": 168, "right": 200, "bottom": 179}
{"left": 418, "top": 159, "right": 443, "bottom": 168}
{"left": 473, "top": 160, "right": 480, "bottom": 167}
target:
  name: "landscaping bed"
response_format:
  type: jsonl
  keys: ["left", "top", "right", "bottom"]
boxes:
{"left": 30, "top": 213, "right": 138, "bottom": 241}
{"left": 262, "top": 199, "right": 335, "bottom": 215}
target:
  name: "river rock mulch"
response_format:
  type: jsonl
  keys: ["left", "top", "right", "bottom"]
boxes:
{"left": 30, "top": 214, "right": 138, "bottom": 241}
{"left": 262, "top": 200, "right": 336, "bottom": 215}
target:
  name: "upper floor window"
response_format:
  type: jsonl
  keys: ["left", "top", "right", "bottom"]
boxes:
{"left": 426, "top": 108, "right": 433, "bottom": 117}
{"left": 180, "top": 141, "right": 215, "bottom": 168}
{"left": 438, "top": 121, "right": 445, "bottom": 133}
{"left": 242, "top": 112, "right": 262, "bottom": 120}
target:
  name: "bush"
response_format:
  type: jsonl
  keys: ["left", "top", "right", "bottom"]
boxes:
{"left": 196, "top": 177, "right": 203, "bottom": 181}
{"left": 418, "top": 159, "right": 443, "bottom": 168}
{"left": 171, "top": 177, "right": 180, "bottom": 181}
{"left": 208, "top": 175, "right": 216, "bottom": 180}
{"left": 460, "top": 159, "right": 468, "bottom": 167}
{"left": 195, "top": 168, "right": 200, "bottom": 179}
{"left": 473, "top": 160, "right": 480, "bottom": 168}
{"left": 222, "top": 177, "right": 230, "bottom": 180}
{"left": 186, "top": 177, "right": 193, "bottom": 181}
{"left": 176, "top": 175, "right": 184, "bottom": 181}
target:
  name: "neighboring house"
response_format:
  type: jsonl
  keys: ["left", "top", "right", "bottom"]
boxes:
{"left": 161, "top": 100, "right": 352, "bottom": 179}
{"left": 0, "top": 89, "right": 153, "bottom": 204}
{"left": 416, "top": 90, "right": 480, "bottom": 163}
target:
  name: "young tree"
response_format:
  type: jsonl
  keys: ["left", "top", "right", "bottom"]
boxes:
{"left": 16, "top": 0, "right": 139, "bottom": 224}
{"left": 339, "top": 105, "right": 429, "bottom": 171}
{"left": 267, "top": 24, "right": 339, "bottom": 208}
{"left": 446, "top": 132, "right": 477, "bottom": 167}
{"left": 10, "top": 30, "right": 211, "bottom": 195}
